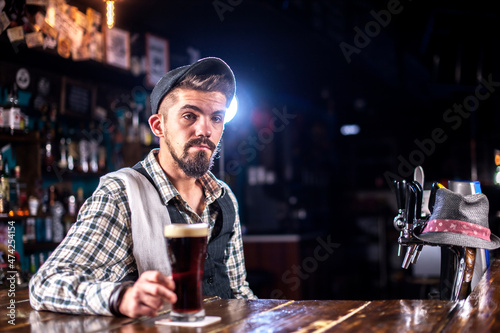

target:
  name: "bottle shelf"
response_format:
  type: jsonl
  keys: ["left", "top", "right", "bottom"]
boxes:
{"left": 0, "top": 131, "right": 39, "bottom": 143}
{"left": 0, "top": 47, "right": 155, "bottom": 274}
{"left": 0, "top": 214, "right": 47, "bottom": 221}
{"left": 23, "top": 242, "right": 59, "bottom": 255}
{"left": 42, "top": 169, "right": 106, "bottom": 180}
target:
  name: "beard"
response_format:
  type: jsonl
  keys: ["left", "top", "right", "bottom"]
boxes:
{"left": 165, "top": 135, "right": 219, "bottom": 178}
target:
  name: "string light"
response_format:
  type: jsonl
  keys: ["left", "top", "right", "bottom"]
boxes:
{"left": 46, "top": 1, "right": 56, "bottom": 26}
{"left": 105, "top": 0, "right": 115, "bottom": 29}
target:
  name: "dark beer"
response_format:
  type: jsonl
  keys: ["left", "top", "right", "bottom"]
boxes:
{"left": 164, "top": 223, "right": 208, "bottom": 321}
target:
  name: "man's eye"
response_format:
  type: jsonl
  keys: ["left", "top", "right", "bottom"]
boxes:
{"left": 212, "top": 115, "right": 223, "bottom": 123}
{"left": 183, "top": 114, "right": 196, "bottom": 120}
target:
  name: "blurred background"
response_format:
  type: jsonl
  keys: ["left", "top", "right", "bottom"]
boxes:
{"left": 1, "top": 0, "right": 499, "bottom": 300}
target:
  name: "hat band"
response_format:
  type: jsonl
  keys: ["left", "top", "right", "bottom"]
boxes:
{"left": 422, "top": 219, "right": 491, "bottom": 242}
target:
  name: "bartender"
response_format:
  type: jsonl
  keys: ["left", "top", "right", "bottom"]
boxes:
{"left": 29, "top": 57, "right": 256, "bottom": 318}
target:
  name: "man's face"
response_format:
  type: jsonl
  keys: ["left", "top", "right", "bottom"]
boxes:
{"left": 159, "top": 89, "right": 227, "bottom": 178}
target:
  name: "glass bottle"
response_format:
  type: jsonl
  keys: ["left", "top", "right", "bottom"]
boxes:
{"left": 57, "top": 120, "right": 68, "bottom": 171}
{"left": 42, "top": 122, "right": 55, "bottom": 172}
{"left": 76, "top": 187, "right": 85, "bottom": 213}
{"left": 58, "top": 137, "right": 68, "bottom": 170}
{"left": 0, "top": 95, "right": 4, "bottom": 131}
{"left": 8, "top": 164, "right": 19, "bottom": 215}
{"left": 78, "top": 122, "right": 90, "bottom": 173}
{"left": 0, "top": 155, "right": 9, "bottom": 213}
{"left": 89, "top": 121, "right": 99, "bottom": 173}
{"left": 49, "top": 186, "right": 65, "bottom": 243}
{"left": 14, "top": 166, "right": 28, "bottom": 216}
{"left": 7, "top": 84, "right": 21, "bottom": 134}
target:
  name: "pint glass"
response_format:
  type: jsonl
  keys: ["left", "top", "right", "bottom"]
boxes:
{"left": 164, "top": 223, "right": 209, "bottom": 321}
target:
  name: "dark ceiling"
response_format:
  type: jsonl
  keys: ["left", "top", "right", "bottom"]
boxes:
{"left": 81, "top": 0, "right": 500, "bottom": 94}
{"left": 71, "top": 0, "right": 500, "bottom": 110}
{"left": 64, "top": 0, "right": 500, "bottom": 184}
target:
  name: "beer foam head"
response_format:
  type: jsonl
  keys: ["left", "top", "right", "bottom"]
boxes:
{"left": 164, "top": 223, "right": 209, "bottom": 238}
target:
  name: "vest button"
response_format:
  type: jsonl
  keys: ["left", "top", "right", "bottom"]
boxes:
{"left": 207, "top": 276, "right": 214, "bottom": 284}
{"left": 206, "top": 253, "right": 209, "bottom": 259}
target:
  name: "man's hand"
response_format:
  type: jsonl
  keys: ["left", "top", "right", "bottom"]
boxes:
{"left": 118, "top": 271, "right": 177, "bottom": 318}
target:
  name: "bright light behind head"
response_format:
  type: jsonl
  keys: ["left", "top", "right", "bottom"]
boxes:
{"left": 225, "top": 96, "right": 238, "bottom": 124}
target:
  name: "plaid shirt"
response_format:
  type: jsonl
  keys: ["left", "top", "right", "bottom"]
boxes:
{"left": 29, "top": 149, "right": 255, "bottom": 316}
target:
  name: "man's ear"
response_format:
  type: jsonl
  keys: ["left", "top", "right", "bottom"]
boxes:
{"left": 148, "top": 114, "right": 164, "bottom": 137}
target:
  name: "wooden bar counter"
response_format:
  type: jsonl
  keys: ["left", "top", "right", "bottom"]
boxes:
{"left": 2, "top": 259, "right": 500, "bottom": 332}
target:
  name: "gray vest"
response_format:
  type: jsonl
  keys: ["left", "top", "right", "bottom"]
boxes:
{"left": 100, "top": 165, "right": 235, "bottom": 299}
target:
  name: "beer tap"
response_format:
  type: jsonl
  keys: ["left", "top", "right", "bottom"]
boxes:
{"left": 401, "top": 181, "right": 418, "bottom": 269}
{"left": 393, "top": 179, "right": 426, "bottom": 269}
{"left": 393, "top": 180, "right": 406, "bottom": 256}
{"left": 392, "top": 178, "right": 477, "bottom": 301}
{"left": 410, "top": 181, "right": 424, "bottom": 265}
{"left": 428, "top": 181, "right": 444, "bottom": 214}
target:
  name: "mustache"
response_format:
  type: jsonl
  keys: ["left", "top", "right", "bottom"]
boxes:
{"left": 184, "top": 137, "right": 216, "bottom": 152}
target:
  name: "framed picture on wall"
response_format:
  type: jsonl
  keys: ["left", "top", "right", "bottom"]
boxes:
{"left": 60, "top": 76, "right": 96, "bottom": 119}
{"left": 105, "top": 27, "right": 130, "bottom": 70}
{"left": 146, "top": 33, "right": 169, "bottom": 87}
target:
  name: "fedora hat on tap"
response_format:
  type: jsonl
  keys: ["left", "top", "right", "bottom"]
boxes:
{"left": 415, "top": 187, "right": 500, "bottom": 250}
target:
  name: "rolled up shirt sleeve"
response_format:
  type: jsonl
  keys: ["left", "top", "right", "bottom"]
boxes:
{"left": 29, "top": 178, "right": 137, "bottom": 315}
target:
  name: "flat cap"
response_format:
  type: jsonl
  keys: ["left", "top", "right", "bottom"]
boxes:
{"left": 150, "top": 57, "right": 235, "bottom": 114}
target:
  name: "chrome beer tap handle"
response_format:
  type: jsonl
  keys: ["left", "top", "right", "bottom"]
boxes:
{"left": 409, "top": 181, "right": 424, "bottom": 265}
{"left": 412, "top": 180, "right": 423, "bottom": 220}
{"left": 411, "top": 244, "right": 424, "bottom": 264}
{"left": 403, "top": 182, "right": 416, "bottom": 238}
{"left": 393, "top": 180, "right": 407, "bottom": 229}
{"left": 393, "top": 179, "right": 427, "bottom": 267}
{"left": 402, "top": 244, "right": 417, "bottom": 269}
{"left": 399, "top": 181, "right": 416, "bottom": 268}
{"left": 393, "top": 180, "right": 407, "bottom": 257}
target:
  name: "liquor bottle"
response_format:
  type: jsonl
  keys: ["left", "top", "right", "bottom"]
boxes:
{"left": 67, "top": 194, "right": 76, "bottom": 217}
{"left": 0, "top": 85, "right": 5, "bottom": 129}
{"left": 49, "top": 186, "right": 65, "bottom": 243}
{"left": 35, "top": 217, "right": 45, "bottom": 242}
{"left": 0, "top": 155, "right": 10, "bottom": 214}
{"left": 64, "top": 119, "right": 78, "bottom": 172}
{"left": 1, "top": 88, "right": 10, "bottom": 132}
{"left": 98, "top": 145, "right": 107, "bottom": 173}
{"left": 58, "top": 138, "right": 68, "bottom": 170}
{"left": 76, "top": 187, "right": 85, "bottom": 213}
{"left": 97, "top": 121, "right": 107, "bottom": 172}
{"left": 30, "top": 254, "right": 37, "bottom": 274}
{"left": 89, "top": 122, "right": 99, "bottom": 173}
{"left": 0, "top": 155, "right": 8, "bottom": 213}
{"left": 78, "top": 122, "right": 90, "bottom": 173}
{"left": 25, "top": 217, "right": 36, "bottom": 242}
{"left": 8, "top": 164, "right": 19, "bottom": 215}
{"left": 6, "top": 84, "right": 21, "bottom": 134}
{"left": 0, "top": 188, "right": 5, "bottom": 214}
{"left": 39, "top": 253, "right": 46, "bottom": 268}
{"left": 56, "top": 121, "right": 68, "bottom": 171}
{"left": 13, "top": 166, "right": 28, "bottom": 216}
{"left": 41, "top": 122, "right": 55, "bottom": 172}
{"left": 44, "top": 214, "right": 53, "bottom": 242}
{"left": 66, "top": 137, "right": 77, "bottom": 171}
{"left": 0, "top": 103, "right": 4, "bottom": 131}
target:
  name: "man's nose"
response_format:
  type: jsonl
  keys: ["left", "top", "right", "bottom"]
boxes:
{"left": 195, "top": 116, "right": 212, "bottom": 137}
